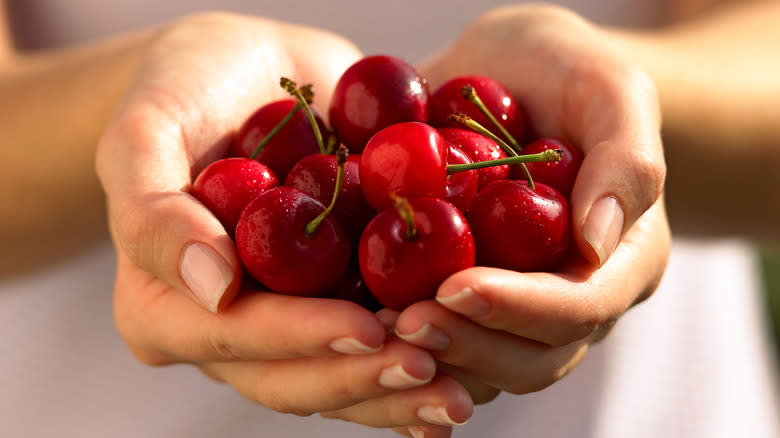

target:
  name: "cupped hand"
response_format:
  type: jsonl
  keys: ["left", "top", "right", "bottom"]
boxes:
{"left": 392, "top": 3, "right": 670, "bottom": 426}
{"left": 96, "top": 13, "right": 471, "bottom": 435}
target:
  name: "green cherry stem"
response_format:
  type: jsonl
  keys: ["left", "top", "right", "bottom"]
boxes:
{"left": 461, "top": 84, "right": 522, "bottom": 153}
{"left": 249, "top": 101, "right": 303, "bottom": 159}
{"left": 281, "top": 77, "right": 326, "bottom": 154}
{"left": 391, "top": 194, "right": 417, "bottom": 240}
{"left": 447, "top": 149, "right": 562, "bottom": 190}
{"left": 304, "top": 145, "right": 349, "bottom": 237}
{"left": 448, "top": 112, "right": 536, "bottom": 187}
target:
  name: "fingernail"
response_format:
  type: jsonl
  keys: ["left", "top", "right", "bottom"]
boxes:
{"left": 329, "top": 337, "right": 383, "bottom": 355}
{"left": 395, "top": 324, "right": 451, "bottom": 351}
{"left": 379, "top": 364, "right": 432, "bottom": 390}
{"left": 180, "top": 243, "right": 234, "bottom": 313}
{"left": 408, "top": 426, "right": 426, "bottom": 438}
{"left": 584, "top": 196, "right": 624, "bottom": 266}
{"left": 436, "top": 287, "right": 490, "bottom": 318}
{"left": 417, "top": 405, "right": 467, "bottom": 426}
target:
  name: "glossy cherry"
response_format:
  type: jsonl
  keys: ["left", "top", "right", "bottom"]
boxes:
{"left": 428, "top": 75, "right": 527, "bottom": 144}
{"left": 191, "top": 157, "right": 279, "bottom": 236}
{"left": 232, "top": 98, "right": 328, "bottom": 180}
{"left": 511, "top": 137, "right": 583, "bottom": 197}
{"left": 328, "top": 55, "right": 429, "bottom": 152}
{"left": 439, "top": 127, "right": 509, "bottom": 190}
{"left": 445, "top": 143, "right": 478, "bottom": 213}
{"left": 285, "top": 151, "right": 375, "bottom": 246}
{"left": 468, "top": 180, "right": 571, "bottom": 272}
{"left": 359, "top": 122, "right": 448, "bottom": 211}
{"left": 359, "top": 197, "right": 475, "bottom": 311}
{"left": 235, "top": 186, "right": 350, "bottom": 296}
{"left": 325, "top": 268, "right": 384, "bottom": 312}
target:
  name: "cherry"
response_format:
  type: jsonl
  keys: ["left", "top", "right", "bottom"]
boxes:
{"left": 234, "top": 185, "right": 350, "bottom": 297}
{"left": 328, "top": 55, "right": 429, "bottom": 152}
{"left": 191, "top": 157, "right": 279, "bottom": 235}
{"left": 445, "top": 143, "right": 478, "bottom": 213}
{"left": 359, "top": 122, "right": 448, "bottom": 211}
{"left": 439, "top": 127, "right": 509, "bottom": 190}
{"left": 284, "top": 148, "right": 375, "bottom": 246}
{"left": 232, "top": 98, "right": 328, "bottom": 180}
{"left": 359, "top": 197, "right": 475, "bottom": 311}
{"left": 325, "top": 268, "right": 384, "bottom": 312}
{"left": 428, "top": 75, "right": 527, "bottom": 146}
{"left": 511, "top": 137, "right": 583, "bottom": 197}
{"left": 468, "top": 180, "right": 571, "bottom": 272}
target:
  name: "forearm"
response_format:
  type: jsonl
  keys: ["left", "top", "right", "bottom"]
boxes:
{"left": 0, "top": 31, "right": 153, "bottom": 274}
{"left": 609, "top": 1, "right": 780, "bottom": 239}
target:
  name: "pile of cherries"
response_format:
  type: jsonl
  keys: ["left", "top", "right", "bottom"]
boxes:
{"left": 191, "top": 55, "right": 583, "bottom": 311}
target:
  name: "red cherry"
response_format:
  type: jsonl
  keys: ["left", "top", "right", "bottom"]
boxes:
{"left": 429, "top": 75, "right": 527, "bottom": 143}
{"left": 325, "top": 268, "right": 384, "bottom": 312}
{"left": 468, "top": 180, "right": 571, "bottom": 272}
{"left": 439, "top": 127, "right": 509, "bottom": 190}
{"left": 511, "top": 137, "right": 583, "bottom": 197}
{"left": 285, "top": 152, "right": 375, "bottom": 246}
{"left": 191, "top": 157, "right": 278, "bottom": 235}
{"left": 359, "top": 197, "right": 475, "bottom": 311}
{"left": 232, "top": 99, "right": 327, "bottom": 180}
{"left": 235, "top": 187, "right": 350, "bottom": 296}
{"left": 328, "top": 55, "right": 429, "bottom": 152}
{"left": 360, "top": 122, "right": 448, "bottom": 211}
{"left": 445, "top": 143, "right": 478, "bottom": 213}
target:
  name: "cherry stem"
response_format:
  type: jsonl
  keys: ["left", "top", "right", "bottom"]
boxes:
{"left": 448, "top": 112, "right": 535, "bottom": 188}
{"left": 447, "top": 149, "right": 562, "bottom": 190}
{"left": 304, "top": 145, "right": 349, "bottom": 237}
{"left": 461, "top": 85, "right": 522, "bottom": 153}
{"left": 281, "top": 77, "right": 326, "bottom": 154}
{"left": 249, "top": 101, "right": 303, "bottom": 159}
{"left": 391, "top": 194, "right": 417, "bottom": 240}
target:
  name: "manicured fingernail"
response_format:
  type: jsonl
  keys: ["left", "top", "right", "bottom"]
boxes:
{"left": 408, "top": 426, "right": 425, "bottom": 438}
{"left": 395, "top": 324, "right": 451, "bottom": 351}
{"left": 436, "top": 287, "right": 490, "bottom": 318}
{"left": 584, "top": 196, "right": 624, "bottom": 266}
{"left": 417, "top": 405, "right": 467, "bottom": 426}
{"left": 329, "top": 337, "right": 383, "bottom": 355}
{"left": 379, "top": 364, "right": 432, "bottom": 390}
{"left": 180, "top": 243, "right": 233, "bottom": 313}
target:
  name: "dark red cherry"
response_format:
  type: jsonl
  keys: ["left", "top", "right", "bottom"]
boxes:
{"left": 429, "top": 75, "right": 527, "bottom": 143}
{"left": 445, "top": 144, "right": 478, "bottom": 213}
{"left": 285, "top": 152, "right": 375, "bottom": 246}
{"left": 191, "top": 157, "right": 278, "bottom": 235}
{"left": 235, "top": 186, "right": 350, "bottom": 296}
{"left": 359, "top": 122, "right": 448, "bottom": 211}
{"left": 468, "top": 180, "right": 570, "bottom": 272}
{"left": 439, "top": 127, "right": 509, "bottom": 190}
{"left": 325, "top": 268, "right": 384, "bottom": 312}
{"left": 232, "top": 99, "right": 327, "bottom": 180}
{"left": 511, "top": 137, "right": 583, "bottom": 197}
{"left": 359, "top": 197, "right": 475, "bottom": 311}
{"left": 328, "top": 55, "right": 429, "bottom": 152}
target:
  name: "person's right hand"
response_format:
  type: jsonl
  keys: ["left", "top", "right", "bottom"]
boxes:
{"left": 96, "top": 13, "right": 472, "bottom": 437}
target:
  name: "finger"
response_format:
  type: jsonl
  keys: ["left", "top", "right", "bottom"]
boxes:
{"left": 321, "top": 374, "right": 473, "bottom": 428}
{"left": 395, "top": 301, "right": 590, "bottom": 394}
{"left": 394, "top": 425, "right": 453, "bottom": 438}
{"left": 113, "top": 257, "right": 387, "bottom": 364}
{"left": 433, "top": 200, "right": 669, "bottom": 347}
{"left": 200, "top": 338, "right": 436, "bottom": 416}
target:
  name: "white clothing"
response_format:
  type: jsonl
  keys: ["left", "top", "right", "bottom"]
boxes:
{"left": 2, "top": 1, "right": 779, "bottom": 437}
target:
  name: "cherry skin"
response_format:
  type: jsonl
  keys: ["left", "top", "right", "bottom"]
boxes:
{"left": 439, "top": 127, "right": 510, "bottom": 190}
{"left": 328, "top": 55, "right": 429, "bottom": 152}
{"left": 511, "top": 137, "right": 583, "bottom": 197}
{"left": 284, "top": 152, "right": 375, "bottom": 246}
{"left": 428, "top": 75, "right": 527, "bottom": 143}
{"left": 468, "top": 180, "right": 571, "bottom": 272}
{"left": 191, "top": 157, "right": 279, "bottom": 236}
{"left": 232, "top": 99, "right": 328, "bottom": 180}
{"left": 235, "top": 186, "right": 350, "bottom": 296}
{"left": 360, "top": 122, "right": 448, "bottom": 211}
{"left": 324, "top": 268, "right": 384, "bottom": 312}
{"left": 445, "top": 143, "right": 478, "bottom": 213}
{"left": 359, "top": 197, "right": 475, "bottom": 311}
